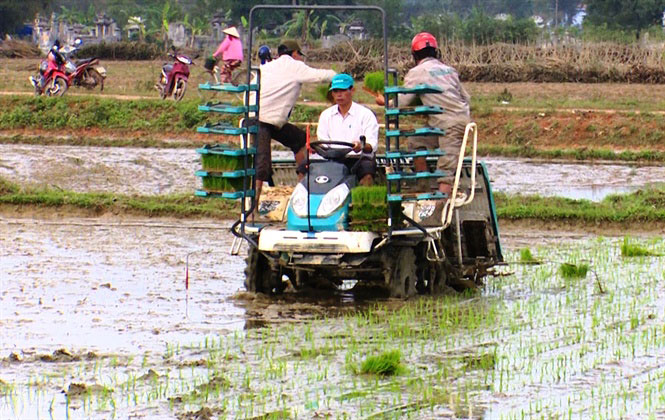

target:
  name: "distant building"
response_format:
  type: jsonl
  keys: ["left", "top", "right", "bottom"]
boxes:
{"left": 168, "top": 22, "right": 189, "bottom": 48}
{"left": 571, "top": 6, "right": 586, "bottom": 27}
{"left": 346, "top": 21, "right": 368, "bottom": 40}
{"left": 33, "top": 12, "right": 119, "bottom": 53}
{"left": 532, "top": 15, "right": 545, "bottom": 28}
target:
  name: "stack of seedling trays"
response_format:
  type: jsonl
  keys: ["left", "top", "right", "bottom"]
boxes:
{"left": 349, "top": 186, "right": 403, "bottom": 232}
{"left": 196, "top": 81, "right": 259, "bottom": 200}
{"left": 383, "top": 82, "right": 450, "bottom": 227}
{"left": 195, "top": 143, "right": 255, "bottom": 199}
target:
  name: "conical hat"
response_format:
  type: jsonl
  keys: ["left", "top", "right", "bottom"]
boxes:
{"left": 223, "top": 26, "right": 240, "bottom": 38}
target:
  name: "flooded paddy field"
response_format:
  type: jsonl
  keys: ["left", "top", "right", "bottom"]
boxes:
{"left": 2, "top": 215, "right": 665, "bottom": 419}
{"left": 1, "top": 144, "right": 665, "bottom": 200}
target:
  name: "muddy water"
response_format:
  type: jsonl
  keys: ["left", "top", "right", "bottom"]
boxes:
{"left": 1, "top": 144, "right": 664, "bottom": 200}
{"left": 0, "top": 217, "right": 247, "bottom": 356}
{"left": 2, "top": 216, "right": 665, "bottom": 419}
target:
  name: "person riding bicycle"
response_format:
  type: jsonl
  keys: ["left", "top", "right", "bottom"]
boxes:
{"left": 258, "top": 45, "right": 272, "bottom": 65}
{"left": 212, "top": 26, "right": 243, "bottom": 84}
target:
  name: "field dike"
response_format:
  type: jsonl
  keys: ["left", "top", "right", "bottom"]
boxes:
{"left": 2, "top": 236, "right": 665, "bottom": 418}
{"left": 1, "top": 176, "right": 665, "bottom": 228}
{"left": 2, "top": 95, "right": 665, "bottom": 163}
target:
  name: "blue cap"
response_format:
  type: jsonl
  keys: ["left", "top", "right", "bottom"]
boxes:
{"left": 329, "top": 73, "right": 354, "bottom": 91}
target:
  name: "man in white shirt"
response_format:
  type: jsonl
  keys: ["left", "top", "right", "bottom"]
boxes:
{"left": 306, "top": 73, "right": 379, "bottom": 186}
{"left": 251, "top": 39, "right": 336, "bottom": 203}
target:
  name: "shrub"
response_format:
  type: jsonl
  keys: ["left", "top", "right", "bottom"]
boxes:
{"left": 74, "top": 42, "right": 162, "bottom": 60}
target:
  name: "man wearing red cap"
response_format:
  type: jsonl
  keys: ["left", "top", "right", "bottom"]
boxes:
{"left": 373, "top": 32, "right": 470, "bottom": 197}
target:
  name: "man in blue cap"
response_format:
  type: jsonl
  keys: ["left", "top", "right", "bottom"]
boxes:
{"left": 309, "top": 73, "right": 379, "bottom": 186}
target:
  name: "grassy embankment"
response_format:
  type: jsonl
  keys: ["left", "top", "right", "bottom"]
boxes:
{"left": 4, "top": 85, "right": 665, "bottom": 161}
{"left": 2, "top": 176, "right": 664, "bottom": 226}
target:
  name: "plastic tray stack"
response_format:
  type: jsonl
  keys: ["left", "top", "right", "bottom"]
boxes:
{"left": 383, "top": 76, "right": 449, "bottom": 229}
{"left": 195, "top": 81, "right": 259, "bottom": 200}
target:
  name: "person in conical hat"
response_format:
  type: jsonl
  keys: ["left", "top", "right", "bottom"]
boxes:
{"left": 222, "top": 26, "right": 240, "bottom": 38}
{"left": 212, "top": 26, "right": 243, "bottom": 83}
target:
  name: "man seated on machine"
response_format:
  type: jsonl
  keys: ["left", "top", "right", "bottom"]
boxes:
{"left": 299, "top": 73, "right": 379, "bottom": 185}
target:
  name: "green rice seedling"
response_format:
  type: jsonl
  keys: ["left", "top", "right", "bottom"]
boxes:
{"left": 363, "top": 71, "right": 400, "bottom": 93}
{"left": 200, "top": 151, "right": 244, "bottom": 172}
{"left": 519, "top": 248, "right": 538, "bottom": 263}
{"left": 200, "top": 175, "right": 246, "bottom": 192}
{"left": 462, "top": 352, "right": 497, "bottom": 371}
{"left": 559, "top": 262, "right": 589, "bottom": 279}
{"left": 349, "top": 186, "right": 403, "bottom": 231}
{"left": 315, "top": 83, "right": 333, "bottom": 103}
{"left": 620, "top": 237, "right": 662, "bottom": 257}
{"left": 359, "top": 350, "right": 404, "bottom": 376}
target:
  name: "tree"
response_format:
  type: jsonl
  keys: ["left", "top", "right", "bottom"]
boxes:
{"left": 0, "top": 0, "right": 54, "bottom": 36}
{"left": 585, "top": 0, "right": 665, "bottom": 38}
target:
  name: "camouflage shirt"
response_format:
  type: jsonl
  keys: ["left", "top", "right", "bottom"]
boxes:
{"left": 399, "top": 57, "right": 470, "bottom": 128}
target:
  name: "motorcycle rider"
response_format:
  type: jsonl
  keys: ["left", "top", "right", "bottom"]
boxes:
{"left": 258, "top": 45, "right": 272, "bottom": 65}
{"left": 30, "top": 39, "right": 66, "bottom": 93}
{"left": 371, "top": 32, "right": 470, "bottom": 197}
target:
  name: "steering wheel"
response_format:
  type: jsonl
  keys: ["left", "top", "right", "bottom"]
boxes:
{"left": 309, "top": 140, "right": 356, "bottom": 160}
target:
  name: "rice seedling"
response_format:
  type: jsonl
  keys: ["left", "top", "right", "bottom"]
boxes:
{"left": 519, "top": 247, "right": 539, "bottom": 263}
{"left": 349, "top": 185, "right": 404, "bottom": 231}
{"left": 200, "top": 152, "right": 245, "bottom": 172}
{"left": 620, "top": 236, "right": 663, "bottom": 257}
{"left": 7, "top": 237, "right": 665, "bottom": 419}
{"left": 359, "top": 350, "right": 404, "bottom": 376}
{"left": 362, "top": 71, "right": 400, "bottom": 93}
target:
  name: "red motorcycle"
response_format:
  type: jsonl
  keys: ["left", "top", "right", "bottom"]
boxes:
{"left": 155, "top": 47, "right": 192, "bottom": 101}
{"left": 30, "top": 43, "right": 106, "bottom": 96}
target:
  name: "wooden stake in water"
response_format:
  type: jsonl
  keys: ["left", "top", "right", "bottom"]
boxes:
{"left": 185, "top": 253, "right": 190, "bottom": 318}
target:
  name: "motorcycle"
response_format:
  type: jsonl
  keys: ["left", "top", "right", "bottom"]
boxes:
{"left": 155, "top": 47, "right": 192, "bottom": 101}
{"left": 29, "top": 41, "right": 106, "bottom": 96}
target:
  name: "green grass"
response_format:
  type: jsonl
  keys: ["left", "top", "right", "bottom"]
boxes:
{"left": 0, "top": 177, "right": 237, "bottom": 218}
{"left": 495, "top": 186, "right": 665, "bottom": 223}
{"left": 621, "top": 236, "right": 663, "bottom": 257}
{"left": 476, "top": 145, "right": 665, "bottom": 163}
{"left": 3, "top": 176, "right": 665, "bottom": 226}
{"left": 359, "top": 350, "right": 404, "bottom": 376}
{"left": 0, "top": 96, "right": 217, "bottom": 132}
{"left": 0, "top": 134, "right": 202, "bottom": 149}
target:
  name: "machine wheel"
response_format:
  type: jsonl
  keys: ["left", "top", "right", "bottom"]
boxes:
{"left": 173, "top": 78, "right": 187, "bottom": 101}
{"left": 85, "top": 68, "right": 105, "bottom": 91}
{"left": 244, "top": 246, "right": 284, "bottom": 295}
{"left": 387, "top": 248, "right": 417, "bottom": 299}
{"left": 416, "top": 261, "right": 439, "bottom": 294}
{"left": 46, "top": 77, "right": 68, "bottom": 97}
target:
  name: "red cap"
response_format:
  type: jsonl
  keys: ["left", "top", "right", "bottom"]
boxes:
{"left": 411, "top": 32, "right": 438, "bottom": 52}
